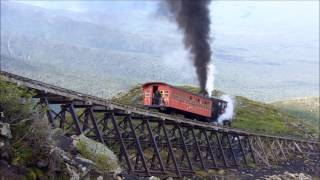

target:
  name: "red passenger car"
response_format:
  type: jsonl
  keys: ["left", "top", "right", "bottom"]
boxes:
{"left": 143, "top": 82, "right": 227, "bottom": 122}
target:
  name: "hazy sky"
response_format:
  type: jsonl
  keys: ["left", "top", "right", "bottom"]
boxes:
{"left": 17, "top": 0, "right": 319, "bottom": 73}
{"left": 19, "top": 0, "right": 319, "bottom": 48}
{"left": 7, "top": 0, "right": 319, "bottom": 100}
{"left": 13, "top": 0, "right": 320, "bottom": 70}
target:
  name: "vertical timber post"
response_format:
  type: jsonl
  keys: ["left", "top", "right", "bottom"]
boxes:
{"left": 203, "top": 129, "right": 217, "bottom": 167}
{"left": 59, "top": 106, "right": 66, "bottom": 129}
{"left": 237, "top": 135, "right": 248, "bottom": 166}
{"left": 82, "top": 109, "right": 89, "bottom": 132}
{"left": 43, "top": 97, "right": 55, "bottom": 128}
{"left": 215, "top": 131, "right": 228, "bottom": 167}
{"left": 68, "top": 103, "right": 82, "bottom": 135}
{"left": 127, "top": 115, "right": 150, "bottom": 176}
{"left": 276, "top": 139, "right": 287, "bottom": 161}
{"left": 177, "top": 124, "right": 194, "bottom": 172}
{"left": 145, "top": 118, "right": 166, "bottom": 173}
{"left": 161, "top": 121, "right": 181, "bottom": 177}
{"left": 226, "top": 133, "right": 238, "bottom": 166}
{"left": 191, "top": 127, "right": 205, "bottom": 169}
{"left": 257, "top": 137, "right": 270, "bottom": 166}
{"left": 246, "top": 136, "right": 256, "bottom": 164}
{"left": 88, "top": 107, "right": 105, "bottom": 144}
{"left": 110, "top": 112, "right": 133, "bottom": 173}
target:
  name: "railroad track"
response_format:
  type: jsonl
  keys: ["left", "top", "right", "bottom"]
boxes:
{"left": 1, "top": 71, "right": 319, "bottom": 178}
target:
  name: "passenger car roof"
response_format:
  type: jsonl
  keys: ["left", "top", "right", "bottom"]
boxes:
{"left": 142, "top": 82, "right": 227, "bottom": 103}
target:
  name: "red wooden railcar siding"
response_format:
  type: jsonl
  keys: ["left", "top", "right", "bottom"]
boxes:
{"left": 143, "top": 82, "right": 212, "bottom": 118}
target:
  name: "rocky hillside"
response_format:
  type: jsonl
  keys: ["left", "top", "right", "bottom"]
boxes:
{"left": 113, "top": 85, "right": 318, "bottom": 139}
{"left": 0, "top": 79, "right": 122, "bottom": 180}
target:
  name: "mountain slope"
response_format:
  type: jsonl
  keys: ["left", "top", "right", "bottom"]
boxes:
{"left": 1, "top": 1, "right": 318, "bottom": 102}
{"left": 271, "top": 97, "right": 319, "bottom": 127}
{"left": 1, "top": 1, "right": 176, "bottom": 55}
{"left": 1, "top": 54, "right": 126, "bottom": 98}
{"left": 1, "top": 32, "right": 192, "bottom": 98}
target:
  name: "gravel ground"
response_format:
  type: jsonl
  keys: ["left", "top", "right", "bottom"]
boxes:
{"left": 231, "top": 152, "right": 320, "bottom": 179}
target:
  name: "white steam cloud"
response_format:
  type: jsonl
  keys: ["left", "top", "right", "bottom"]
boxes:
{"left": 205, "top": 64, "right": 215, "bottom": 97}
{"left": 217, "top": 95, "right": 235, "bottom": 124}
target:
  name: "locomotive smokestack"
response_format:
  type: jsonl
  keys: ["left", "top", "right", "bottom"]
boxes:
{"left": 164, "top": 0, "right": 212, "bottom": 95}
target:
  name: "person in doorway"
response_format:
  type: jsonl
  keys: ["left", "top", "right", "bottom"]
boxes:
{"left": 153, "top": 89, "right": 161, "bottom": 105}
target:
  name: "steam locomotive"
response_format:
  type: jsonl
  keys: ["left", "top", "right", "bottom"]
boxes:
{"left": 143, "top": 82, "right": 230, "bottom": 124}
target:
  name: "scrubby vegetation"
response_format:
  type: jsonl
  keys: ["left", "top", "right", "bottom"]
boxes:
{"left": 271, "top": 97, "right": 319, "bottom": 127}
{"left": 231, "top": 96, "right": 317, "bottom": 137}
{"left": 113, "top": 85, "right": 318, "bottom": 138}
{"left": 0, "top": 77, "right": 34, "bottom": 123}
{"left": 0, "top": 79, "right": 52, "bottom": 179}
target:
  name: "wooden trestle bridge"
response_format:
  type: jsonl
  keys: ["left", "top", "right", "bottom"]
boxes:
{"left": 1, "top": 71, "right": 319, "bottom": 178}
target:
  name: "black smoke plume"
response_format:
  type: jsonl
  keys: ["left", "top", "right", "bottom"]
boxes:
{"left": 164, "top": 0, "right": 212, "bottom": 95}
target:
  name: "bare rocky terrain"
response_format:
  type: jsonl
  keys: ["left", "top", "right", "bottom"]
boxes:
{"left": 234, "top": 153, "right": 320, "bottom": 179}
